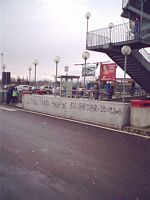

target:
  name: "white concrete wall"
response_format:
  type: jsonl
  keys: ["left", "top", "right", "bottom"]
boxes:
{"left": 22, "top": 95, "right": 130, "bottom": 129}
{"left": 130, "top": 107, "right": 150, "bottom": 128}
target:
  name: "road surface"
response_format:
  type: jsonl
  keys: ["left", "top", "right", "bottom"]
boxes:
{"left": 0, "top": 106, "right": 150, "bottom": 200}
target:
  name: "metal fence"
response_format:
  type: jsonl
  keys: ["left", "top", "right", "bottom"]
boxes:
{"left": 87, "top": 22, "right": 150, "bottom": 62}
{"left": 87, "top": 22, "right": 150, "bottom": 47}
{"left": 122, "top": 0, "right": 130, "bottom": 8}
{"left": 139, "top": 48, "right": 150, "bottom": 62}
{"left": 87, "top": 23, "right": 134, "bottom": 48}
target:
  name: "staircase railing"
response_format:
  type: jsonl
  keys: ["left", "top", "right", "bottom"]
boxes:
{"left": 87, "top": 23, "right": 134, "bottom": 48}
{"left": 87, "top": 22, "right": 150, "bottom": 48}
{"left": 122, "top": 0, "right": 130, "bottom": 8}
{"left": 139, "top": 48, "right": 150, "bottom": 62}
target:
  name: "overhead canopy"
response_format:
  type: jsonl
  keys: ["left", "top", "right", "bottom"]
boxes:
{"left": 58, "top": 75, "right": 80, "bottom": 79}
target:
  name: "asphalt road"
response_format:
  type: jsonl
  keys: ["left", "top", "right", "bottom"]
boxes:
{"left": 0, "top": 106, "right": 150, "bottom": 200}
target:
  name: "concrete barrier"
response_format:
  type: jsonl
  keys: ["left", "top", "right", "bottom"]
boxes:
{"left": 0, "top": 91, "right": 7, "bottom": 104}
{"left": 22, "top": 94, "right": 130, "bottom": 129}
{"left": 130, "top": 100, "right": 150, "bottom": 128}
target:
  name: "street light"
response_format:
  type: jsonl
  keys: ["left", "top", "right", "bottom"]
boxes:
{"left": 2, "top": 64, "right": 6, "bottom": 72}
{"left": 28, "top": 66, "right": 32, "bottom": 85}
{"left": 85, "top": 12, "right": 91, "bottom": 47}
{"left": 108, "top": 22, "right": 114, "bottom": 42}
{"left": 82, "top": 51, "right": 90, "bottom": 98}
{"left": 53, "top": 56, "right": 60, "bottom": 96}
{"left": 1, "top": 53, "right": 4, "bottom": 88}
{"left": 121, "top": 45, "right": 132, "bottom": 103}
{"left": 2, "top": 64, "right": 6, "bottom": 87}
{"left": 1, "top": 53, "right": 3, "bottom": 69}
{"left": 85, "top": 12, "right": 91, "bottom": 33}
{"left": 33, "top": 59, "right": 38, "bottom": 86}
{"left": 140, "top": 0, "right": 146, "bottom": 38}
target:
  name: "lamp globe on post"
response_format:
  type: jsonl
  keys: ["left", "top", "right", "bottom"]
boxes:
{"left": 53, "top": 56, "right": 60, "bottom": 96}
{"left": 85, "top": 12, "right": 91, "bottom": 33}
{"left": 108, "top": 22, "right": 114, "bottom": 42}
{"left": 85, "top": 12, "right": 91, "bottom": 47}
{"left": 121, "top": 45, "right": 132, "bottom": 103}
{"left": 33, "top": 59, "right": 38, "bottom": 86}
{"left": 82, "top": 51, "right": 90, "bottom": 98}
{"left": 28, "top": 66, "right": 32, "bottom": 85}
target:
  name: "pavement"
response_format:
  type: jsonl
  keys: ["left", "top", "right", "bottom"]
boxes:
{"left": 1, "top": 91, "right": 150, "bottom": 141}
{"left": 0, "top": 107, "right": 149, "bottom": 199}
{"left": 123, "top": 125, "right": 150, "bottom": 137}
{"left": 7, "top": 102, "right": 150, "bottom": 139}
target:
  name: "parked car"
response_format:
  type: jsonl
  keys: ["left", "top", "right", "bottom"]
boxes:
{"left": 52, "top": 87, "right": 60, "bottom": 95}
{"left": 35, "top": 89, "right": 48, "bottom": 95}
{"left": 39, "top": 85, "right": 53, "bottom": 94}
{"left": 31, "top": 86, "right": 40, "bottom": 93}
{"left": 16, "top": 85, "right": 31, "bottom": 92}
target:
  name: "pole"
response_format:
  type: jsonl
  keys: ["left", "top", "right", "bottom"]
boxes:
{"left": 55, "top": 62, "right": 58, "bottom": 96}
{"left": 140, "top": 0, "right": 144, "bottom": 38}
{"left": 123, "top": 55, "right": 127, "bottom": 103}
{"left": 86, "top": 18, "right": 89, "bottom": 48}
{"left": 34, "top": 64, "right": 37, "bottom": 86}
{"left": 83, "top": 58, "right": 86, "bottom": 98}
{"left": 86, "top": 18, "right": 89, "bottom": 33}
{"left": 1, "top": 53, "right": 3, "bottom": 69}
{"left": 29, "top": 70, "right": 31, "bottom": 84}
{"left": 1, "top": 53, "right": 3, "bottom": 87}
{"left": 86, "top": 16, "right": 90, "bottom": 48}
{"left": 66, "top": 74, "right": 68, "bottom": 98}
{"left": 109, "top": 28, "right": 111, "bottom": 42}
{"left": 2, "top": 67, "right": 5, "bottom": 103}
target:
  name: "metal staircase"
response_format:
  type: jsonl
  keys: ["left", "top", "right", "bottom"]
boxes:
{"left": 121, "top": 0, "right": 150, "bottom": 42}
{"left": 86, "top": 0, "right": 150, "bottom": 93}
{"left": 108, "top": 50, "right": 150, "bottom": 93}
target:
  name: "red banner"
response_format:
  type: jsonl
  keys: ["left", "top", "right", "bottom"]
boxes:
{"left": 100, "top": 63, "right": 116, "bottom": 81}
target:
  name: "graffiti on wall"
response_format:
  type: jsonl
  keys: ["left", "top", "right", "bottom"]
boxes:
{"left": 26, "top": 96, "right": 123, "bottom": 116}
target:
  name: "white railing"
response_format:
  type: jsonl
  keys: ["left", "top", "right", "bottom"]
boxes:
{"left": 139, "top": 48, "right": 150, "bottom": 62}
{"left": 87, "top": 23, "right": 133, "bottom": 48}
{"left": 87, "top": 22, "right": 150, "bottom": 48}
{"left": 122, "top": 0, "right": 129, "bottom": 8}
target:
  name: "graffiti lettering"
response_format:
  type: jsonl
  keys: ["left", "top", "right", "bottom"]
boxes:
{"left": 41, "top": 99, "right": 49, "bottom": 106}
{"left": 30, "top": 98, "right": 39, "bottom": 105}
{"left": 28, "top": 97, "right": 123, "bottom": 116}
{"left": 51, "top": 101, "right": 67, "bottom": 110}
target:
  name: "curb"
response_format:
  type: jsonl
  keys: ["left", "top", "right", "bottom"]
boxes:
{"left": 2, "top": 103, "right": 150, "bottom": 138}
{"left": 123, "top": 126, "right": 150, "bottom": 137}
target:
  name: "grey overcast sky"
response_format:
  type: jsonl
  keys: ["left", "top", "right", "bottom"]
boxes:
{"left": 0, "top": 0, "right": 126, "bottom": 81}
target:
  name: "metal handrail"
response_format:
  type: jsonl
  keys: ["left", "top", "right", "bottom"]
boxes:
{"left": 139, "top": 48, "right": 150, "bottom": 62}
{"left": 87, "top": 22, "right": 150, "bottom": 48}
{"left": 87, "top": 23, "right": 134, "bottom": 47}
{"left": 122, "top": 0, "right": 130, "bottom": 8}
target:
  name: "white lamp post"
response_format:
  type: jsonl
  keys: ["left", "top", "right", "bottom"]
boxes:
{"left": 85, "top": 12, "right": 91, "bottom": 47}
{"left": 2, "top": 64, "right": 6, "bottom": 87}
{"left": 2, "top": 64, "right": 6, "bottom": 72}
{"left": 33, "top": 59, "right": 38, "bottom": 86}
{"left": 140, "top": 0, "right": 146, "bottom": 38}
{"left": 82, "top": 51, "right": 90, "bottom": 98}
{"left": 28, "top": 66, "right": 32, "bottom": 85}
{"left": 1, "top": 53, "right": 3, "bottom": 87}
{"left": 64, "top": 66, "right": 69, "bottom": 97}
{"left": 85, "top": 12, "right": 91, "bottom": 33}
{"left": 1, "top": 53, "right": 3, "bottom": 71}
{"left": 53, "top": 56, "right": 60, "bottom": 96}
{"left": 121, "top": 45, "right": 132, "bottom": 103}
{"left": 108, "top": 22, "right": 114, "bottom": 42}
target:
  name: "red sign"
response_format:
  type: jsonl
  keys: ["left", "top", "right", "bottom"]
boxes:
{"left": 100, "top": 63, "right": 116, "bottom": 81}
